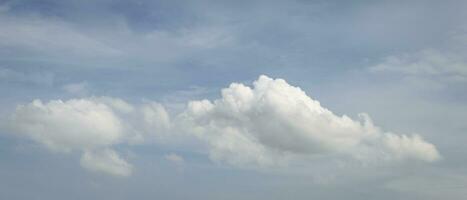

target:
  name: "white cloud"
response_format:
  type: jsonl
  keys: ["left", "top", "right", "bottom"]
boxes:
{"left": 165, "top": 153, "right": 184, "bottom": 165}
{"left": 80, "top": 149, "right": 132, "bottom": 177}
{"left": 179, "top": 75, "right": 440, "bottom": 168}
{"left": 7, "top": 75, "right": 441, "bottom": 175}
{"left": 10, "top": 99, "right": 125, "bottom": 152}
{"left": 62, "top": 82, "right": 89, "bottom": 96}
{"left": 8, "top": 97, "right": 170, "bottom": 176}
{"left": 141, "top": 102, "right": 171, "bottom": 135}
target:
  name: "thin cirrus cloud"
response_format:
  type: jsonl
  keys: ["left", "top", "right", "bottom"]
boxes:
{"left": 0, "top": 13, "right": 121, "bottom": 58}
{"left": 7, "top": 75, "right": 440, "bottom": 176}
{"left": 370, "top": 49, "right": 467, "bottom": 83}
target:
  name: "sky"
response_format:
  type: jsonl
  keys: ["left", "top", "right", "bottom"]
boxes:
{"left": 1, "top": 0, "right": 467, "bottom": 199}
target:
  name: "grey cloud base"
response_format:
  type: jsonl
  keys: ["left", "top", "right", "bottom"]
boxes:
{"left": 7, "top": 75, "right": 440, "bottom": 176}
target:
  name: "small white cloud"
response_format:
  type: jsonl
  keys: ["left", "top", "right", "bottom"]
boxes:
{"left": 10, "top": 99, "right": 125, "bottom": 152}
{"left": 62, "top": 82, "right": 89, "bottom": 96}
{"left": 80, "top": 149, "right": 132, "bottom": 177}
{"left": 164, "top": 153, "right": 185, "bottom": 165}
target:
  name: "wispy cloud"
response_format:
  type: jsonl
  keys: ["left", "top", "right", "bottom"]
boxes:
{"left": 370, "top": 49, "right": 467, "bottom": 84}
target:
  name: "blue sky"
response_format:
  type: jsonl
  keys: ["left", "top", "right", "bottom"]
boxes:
{"left": 1, "top": 0, "right": 467, "bottom": 199}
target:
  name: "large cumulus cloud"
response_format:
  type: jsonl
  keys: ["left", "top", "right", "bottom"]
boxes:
{"left": 180, "top": 75, "right": 440, "bottom": 167}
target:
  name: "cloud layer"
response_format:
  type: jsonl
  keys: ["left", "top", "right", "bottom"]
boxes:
{"left": 7, "top": 75, "right": 440, "bottom": 176}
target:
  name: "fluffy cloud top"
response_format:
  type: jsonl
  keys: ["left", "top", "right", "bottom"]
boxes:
{"left": 10, "top": 99, "right": 125, "bottom": 152}
{"left": 180, "top": 75, "right": 440, "bottom": 167}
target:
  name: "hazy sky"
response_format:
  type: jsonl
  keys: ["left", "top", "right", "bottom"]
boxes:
{"left": 1, "top": 0, "right": 467, "bottom": 199}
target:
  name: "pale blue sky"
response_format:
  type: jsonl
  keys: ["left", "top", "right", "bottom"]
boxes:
{"left": 1, "top": 0, "right": 467, "bottom": 199}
